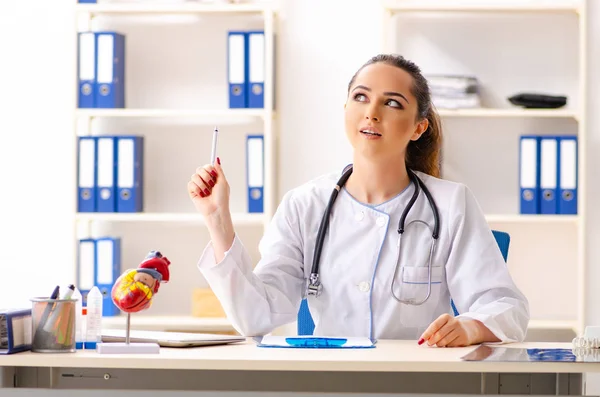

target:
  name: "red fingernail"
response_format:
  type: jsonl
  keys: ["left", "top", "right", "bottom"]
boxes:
{"left": 217, "top": 157, "right": 221, "bottom": 165}
{"left": 208, "top": 180, "right": 214, "bottom": 187}
{"left": 418, "top": 338, "right": 425, "bottom": 345}
{"left": 204, "top": 189, "right": 210, "bottom": 196}
{"left": 199, "top": 191, "right": 205, "bottom": 198}
{"left": 211, "top": 170, "right": 217, "bottom": 178}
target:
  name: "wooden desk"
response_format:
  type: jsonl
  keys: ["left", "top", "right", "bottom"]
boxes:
{"left": 0, "top": 340, "right": 593, "bottom": 394}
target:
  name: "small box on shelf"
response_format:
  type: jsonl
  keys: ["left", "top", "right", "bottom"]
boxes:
{"left": 192, "top": 288, "right": 226, "bottom": 318}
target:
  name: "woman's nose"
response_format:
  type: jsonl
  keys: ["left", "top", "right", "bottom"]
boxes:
{"left": 365, "top": 104, "right": 380, "bottom": 122}
{"left": 365, "top": 112, "right": 380, "bottom": 122}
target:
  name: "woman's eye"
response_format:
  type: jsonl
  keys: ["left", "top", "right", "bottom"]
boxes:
{"left": 354, "top": 93, "right": 367, "bottom": 102}
{"left": 387, "top": 99, "right": 402, "bottom": 108}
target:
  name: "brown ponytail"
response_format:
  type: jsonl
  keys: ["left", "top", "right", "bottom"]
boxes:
{"left": 348, "top": 54, "right": 443, "bottom": 178}
{"left": 406, "top": 105, "right": 442, "bottom": 178}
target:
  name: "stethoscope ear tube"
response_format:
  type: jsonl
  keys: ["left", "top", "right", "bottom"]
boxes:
{"left": 398, "top": 170, "right": 420, "bottom": 235}
{"left": 308, "top": 166, "right": 353, "bottom": 296}
{"left": 415, "top": 174, "right": 440, "bottom": 239}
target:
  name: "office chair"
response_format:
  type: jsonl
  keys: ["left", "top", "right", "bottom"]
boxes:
{"left": 297, "top": 230, "right": 511, "bottom": 335}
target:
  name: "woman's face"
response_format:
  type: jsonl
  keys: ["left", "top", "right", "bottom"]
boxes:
{"left": 344, "top": 62, "right": 428, "bottom": 162}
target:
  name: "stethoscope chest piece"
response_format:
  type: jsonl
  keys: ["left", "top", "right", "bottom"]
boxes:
{"left": 307, "top": 273, "right": 322, "bottom": 296}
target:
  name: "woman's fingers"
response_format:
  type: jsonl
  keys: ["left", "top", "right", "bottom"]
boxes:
{"left": 197, "top": 166, "right": 217, "bottom": 186}
{"left": 427, "top": 321, "right": 455, "bottom": 347}
{"left": 213, "top": 157, "right": 223, "bottom": 176}
{"left": 189, "top": 161, "right": 223, "bottom": 202}
{"left": 191, "top": 173, "right": 211, "bottom": 196}
{"left": 201, "top": 164, "right": 219, "bottom": 181}
{"left": 434, "top": 328, "right": 460, "bottom": 347}
{"left": 188, "top": 180, "right": 204, "bottom": 198}
{"left": 419, "top": 313, "right": 451, "bottom": 345}
{"left": 190, "top": 174, "right": 209, "bottom": 197}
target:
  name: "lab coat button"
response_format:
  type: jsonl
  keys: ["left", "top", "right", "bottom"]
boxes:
{"left": 358, "top": 281, "right": 370, "bottom": 292}
{"left": 376, "top": 217, "right": 386, "bottom": 227}
{"left": 355, "top": 211, "right": 365, "bottom": 222}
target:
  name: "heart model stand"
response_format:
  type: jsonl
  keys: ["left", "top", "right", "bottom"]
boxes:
{"left": 96, "top": 251, "right": 171, "bottom": 354}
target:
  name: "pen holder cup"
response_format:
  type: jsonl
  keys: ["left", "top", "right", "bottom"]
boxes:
{"left": 30, "top": 297, "right": 78, "bottom": 353}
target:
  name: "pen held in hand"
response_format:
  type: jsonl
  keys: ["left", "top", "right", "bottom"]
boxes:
{"left": 211, "top": 126, "right": 219, "bottom": 165}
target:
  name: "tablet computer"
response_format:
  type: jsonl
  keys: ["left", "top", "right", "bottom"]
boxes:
{"left": 460, "top": 345, "right": 600, "bottom": 363}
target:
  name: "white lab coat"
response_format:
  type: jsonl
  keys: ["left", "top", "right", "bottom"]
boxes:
{"left": 197, "top": 170, "right": 530, "bottom": 342}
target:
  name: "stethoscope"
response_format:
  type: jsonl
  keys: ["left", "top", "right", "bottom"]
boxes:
{"left": 307, "top": 165, "right": 440, "bottom": 305}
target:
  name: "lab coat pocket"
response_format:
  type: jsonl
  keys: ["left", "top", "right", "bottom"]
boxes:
{"left": 396, "top": 265, "right": 444, "bottom": 328}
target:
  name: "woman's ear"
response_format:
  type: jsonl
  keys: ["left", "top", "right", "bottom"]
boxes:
{"left": 410, "top": 118, "right": 429, "bottom": 141}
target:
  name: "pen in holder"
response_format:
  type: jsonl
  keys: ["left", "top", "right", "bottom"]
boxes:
{"left": 31, "top": 294, "right": 77, "bottom": 353}
{"left": 96, "top": 250, "right": 171, "bottom": 354}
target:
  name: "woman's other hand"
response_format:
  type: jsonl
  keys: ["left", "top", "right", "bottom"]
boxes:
{"left": 418, "top": 313, "right": 500, "bottom": 347}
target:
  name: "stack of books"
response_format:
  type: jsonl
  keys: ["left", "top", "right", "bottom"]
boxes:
{"left": 426, "top": 75, "right": 481, "bottom": 109}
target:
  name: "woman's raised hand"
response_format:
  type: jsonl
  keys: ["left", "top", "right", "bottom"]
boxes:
{"left": 188, "top": 158, "right": 235, "bottom": 261}
{"left": 188, "top": 158, "right": 230, "bottom": 218}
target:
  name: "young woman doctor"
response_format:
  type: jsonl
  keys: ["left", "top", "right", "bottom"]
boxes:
{"left": 188, "top": 54, "right": 530, "bottom": 347}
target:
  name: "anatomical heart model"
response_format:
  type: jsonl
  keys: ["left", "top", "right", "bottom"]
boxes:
{"left": 112, "top": 251, "right": 171, "bottom": 313}
{"left": 97, "top": 251, "right": 171, "bottom": 354}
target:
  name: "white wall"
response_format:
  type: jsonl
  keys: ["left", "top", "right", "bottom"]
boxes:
{"left": 0, "top": 1, "right": 76, "bottom": 306}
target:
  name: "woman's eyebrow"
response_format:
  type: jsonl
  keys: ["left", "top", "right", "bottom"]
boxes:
{"left": 384, "top": 91, "right": 409, "bottom": 104}
{"left": 352, "top": 85, "right": 409, "bottom": 104}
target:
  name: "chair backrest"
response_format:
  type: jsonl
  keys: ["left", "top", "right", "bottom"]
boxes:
{"left": 297, "top": 230, "right": 511, "bottom": 335}
{"left": 491, "top": 230, "right": 510, "bottom": 262}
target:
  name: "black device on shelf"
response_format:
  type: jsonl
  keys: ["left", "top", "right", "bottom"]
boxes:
{"left": 508, "top": 93, "right": 567, "bottom": 109}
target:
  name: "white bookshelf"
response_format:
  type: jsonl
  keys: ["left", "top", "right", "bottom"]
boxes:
{"left": 76, "top": 108, "right": 269, "bottom": 120}
{"left": 74, "top": 2, "right": 278, "bottom": 323}
{"left": 437, "top": 108, "right": 579, "bottom": 120}
{"left": 75, "top": 0, "right": 278, "bottom": 208}
{"left": 484, "top": 214, "right": 579, "bottom": 224}
{"left": 76, "top": 2, "right": 275, "bottom": 16}
{"left": 381, "top": 0, "right": 582, "bottom": 13}
{"left": 76, "top": 212, "right": 266, "bottom": 225}
{"left": 382, "top": 0, "right": 587, "bottom": 337}
{"left": 75, "top": 2, "right": 278, "bottom": 218}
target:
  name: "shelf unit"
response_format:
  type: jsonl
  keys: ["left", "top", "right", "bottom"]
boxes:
{"left": 75, "top": 108, "right": 269, "bottom": 120}
{"left": 75, "top": 212, "right": 266, "bottom": 225}
{"left": 436, "top": 108, "right": 579, "bottom": 121}
{"left": 74, "top": 1, "right": 278, "bottom": 320}
{"left": 380, "top": 0, "right": 584, "bottom": 13}
{"left": 382, "top": 0, "right": 587, "bottom": 336}
{"left": 74, "top": 1, "right": 278, "bottom": 218}
{"left": 484, "top": 214, "right": 579, "bottom": 224}
{"left": 75, "top": 1, "right": 278, "bottom": 222}
{"left": 76, "top": 2, "right": 273, "bottom": 15}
